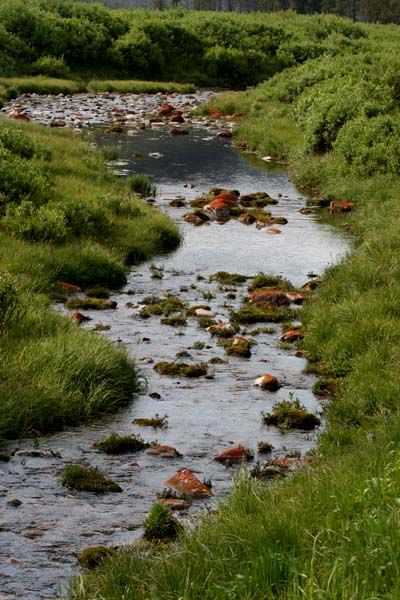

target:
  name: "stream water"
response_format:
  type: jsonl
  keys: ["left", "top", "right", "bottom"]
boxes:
{"left": 0, "top": 93, "right": 350, "bottom": 600}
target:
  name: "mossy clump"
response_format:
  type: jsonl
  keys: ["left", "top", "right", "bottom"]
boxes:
{"left": 79, "top": 546, "right": 113, "bottom": 569}
{"left": 240, "top": 192, "right": 278, "bottom": 207}
{"left": 197, "top": 316, "right": 217, "bottom": 329}
{"left": 209, "top": 272, "right": 248, "bottom": 285}
{"left": 133, "top": 414, "right": 168, "bottom": 428}
{"left": 66, "top": 297, "right": 117, "bottom": 310}
{"left": 262, "top": 399, "right": 321, "bottom": 430}
{"left": 247, "top": 327, "right": 275, "bottom": 335}
{"left": 192, "top": 341, "right": 205, "bottom": 349}
{"left": 246, "top": 208, "right": 272, "bottom": 222}
{"left": 312, "top": 377, "right": 338, "bottom": 397}
{"left": 161, "top": 315, "right": 187, "bottom": 327}
{"left": 143, "top": 501, "right": 183, "bottom": 541}
{"left": 250, "top": 461, "right": 288, "bottom": 480}
{"left": 154, "top": 361, "right": 208, "bottom": 377}
{"left": 85, "top": 287, "right": 110, "bottom": 299}
{"left": 208, "top": 324, "right": 238, "bottom": 338}
{"left": 257, "top": 441, "right": 274, "bottom": 454}
{"left": 249, "top": 273, "right": 294, "bottom": 292}
{"left": 140, "top": 296, "right": 186, "bottom": 318}
{"left": 224, "top": 337, "right": 252, "bottom": 358}
{"left": 93, "top": 433, "right": 149, "bottom": 454}
{"left": 209, "top": 356, "right": 227, "bottom": 364}
{"left": 61, "top": 464, "right": 122, "bottom": 493}
{"left": 190, "top": 196, "right": 210, "bottom": 208}
{"left": 231, "top": 305, "right": 296, "bottom": 324}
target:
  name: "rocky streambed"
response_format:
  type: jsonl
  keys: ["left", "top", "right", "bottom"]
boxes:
{"left": 0, "top": 91, "right": 350, "bottom": 600}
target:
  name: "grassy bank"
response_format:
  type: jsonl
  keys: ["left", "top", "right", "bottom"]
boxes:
{"left": 0, "top": 118, "right": 179, "bottom": 441}
{"left": 69, "top": 20, "right": 400, "bottom": 600}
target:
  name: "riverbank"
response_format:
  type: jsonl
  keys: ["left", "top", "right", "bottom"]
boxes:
{"left": 0, "top": 117, "right": 179, "bottom": 441}
{"left": 69, "top": 24, "right": 400, "bottom": 600}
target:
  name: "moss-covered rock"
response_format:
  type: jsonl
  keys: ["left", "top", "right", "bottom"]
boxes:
{"left": 66, "top": 297, "right": 117, "bottom": 310}
{"left": 93, "top": 433, "right": 149, "bottom": 454}
{"left": 262, "top": 399, "right": 320, "bottom": 430}
{"left": 154, "top": 361, "right": 208, "bottom": 377}
{"left": 249, "top": 273, "right": 294, "bottom": 292}
{"left": 61, "top": 464, "right": 122, "bottom": 493}
{"left": 140, "top": 296, "right": 186, "bottom": 318}
{"left": 231, "top": 304, "right": 296, "bottom": 324}
{"left": 133, "top": 414, "right": 168, "bottom": 428}
{"left": 143, "top": 501, "right": 183, "bottom": 541}
{"left": 160, "top": 315, "right": 187, "bottom": 327}
{"left": 78, "top": 546, "right": 113, "bottom": 569}
{"left": 209, "top": 271, "right": 248, "bottom": 285}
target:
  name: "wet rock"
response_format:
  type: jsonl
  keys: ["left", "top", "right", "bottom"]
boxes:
{"left": 299, "top": 207, "right": 312, "bottom": 215}
{"left": 159, "top": 103, "right": 175, "bottom": 117}
{"left": 7, "top": 499, "right": 22, "bottom": 507}
{"left": 149, "top": 392, "right": 161, "bottom": 399}
{"left": 169, "top": 198, "right": 187, "bottom": 207}
{"left": 170, "top": 114, "right": 185, "bottom": 123}
{"left": 133, "top": 414, "right": 168, "bottom": 428}
{"left": 329, "top": 200, "right": 354, "bottom": 214}
{"left": 70, "top": 311, "right": 91, "bottom": 323}
{"left": 286, "top": 292, "right": 306, "bottom": 305}
{"left": 159, "top": 498, "right": 190, "bottom": 511}
{"left": 94, "top": 433, "right": 148, "bottom": 454}
{"left": 203, "top": 199, "right": 231, "bottom": 222}
{"left": 302, "top": 279, "right": 320, "bottom": 291}
{"left": 170, "top": 127, "right": 189, "bottom": 136}
{"left": 254, "top": 374, "right": 280, "bottom": 391}
{"left": 238, "top": 212, "right": 256, "bottom": 225}
{"left": 11, "top": 111, "right": 30, "bottom": 121}
{"left": 195, "top": 308, "right": 215, "bottom": 318}
{"left": 154, "top": 361, "right": 208, "bottom": 378}
{"left": 213, "top": 444, "right": 252, "bottom": 465}
{"left": 248, "top": 289, "right": 291, "bottom": 307}
{"left": 146, "top": 444, "right": 182, "bottom": 458}
{"left": 265, "top": 227, "right": 281, "bottom": 234}
{"left": 164, "top": 469, "right": 212, "bottom": 498}
{"left": 183, "top": 212, "right": 209, "bottom": 226}
{"left": 50, "top": 119, "right": 66, "bottom": 127}
{"left": 280, "top": 326, "right": 304, "bottom": 343}
{"left": 240, "top": 192, "right": 277, "bottom": 208}
{"left": 93, "top": 322, "right": 111, "bottom": 331}
{"left": 225, "top": 336, "right": 252, "bottom": 358}
{"left": 14, "top": 449, "right": 61, "bottom": 458}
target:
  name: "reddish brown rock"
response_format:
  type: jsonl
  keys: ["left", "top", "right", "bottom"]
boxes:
{"left": 329, "top": 200, "right": 354, "bottom": 214}
{"left": 159, "top": 103, "right": 175, "bottom": 117}
{"left": 211, "top": 190, "right": 239, "bottom": 205}
{"left": 146, "top": 445, "right": 182, "bottom": 458}
{"left": 57, "top": 282, "right": 81, "bottom": 293}
{"left": 239, "top": 212, "right": 256, "bottom": 225}
{"left": 50, "top": 119, "right": 66, "bottom": 128}
{"left": 286, "top": 292, "right": 306, "bottom": 305}
{"left": 170, "top": 127, "right": 189, "bottom": 136}
{"left": 248, "top": 289, "right": 290, "bottom": 307}
{"left": 170, "top": 114, "right": 185, "bottom": 123}
{"left": 12, "top": 112, "right": 30, "bottom": 121}
{"left": 254, "top": 374, "right": 280, "bottom": 391}
{"left": 204, "top": 200, "right": 231, "bottom": 222}
{"left": 70, "top": 311, "right": 91, "bottom": 324}
{"left": 164, "top": 469, "right": 212, "bottom": 498}
{"left": 183, "top": 212, "right": 209, "bottom": 226}
{"left": 214, "top": 444, "right": 250, "bottom": 465}
{"left": 159, "top": 498, "right": 190, "bottom": 511}
{"left": 280, "top": 327, "right": 304, "bottom": 343}
{"left": 209, "top": 109, "right": 222, "bottom": 118}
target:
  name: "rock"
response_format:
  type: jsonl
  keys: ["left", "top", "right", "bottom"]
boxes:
{"left": 183, "top": 212, "right": 208, "bottom": 226}
{"left": 203, "top": 199, "right": 231, "bottom": 222}
{"left": 170, "top": 114, "right": 185, "bottom": 123}
{"left": 79, "top": 546, "right": 113, "bottom": 569}
{"left": 329, "top": 200, "right": 354, "bottom": 214}
{"left": 149, "top": 392, "right": 161, "bottom": 399}
{"left": 159, "top": 498, "right": 190, "bottom": 511}
{"left": 238, "top": 212, "right": 256, "bottom": 225}
{"left": 265, "top": 227, "right": 281, "bottom": 234}
{"left": 280, "top": 327, "right": 304, "bottom": 343}
{"left": 302, "top": 279, "right": 320, "bottom": 291}
{"left": 14, "top": 449, "right": 61, "bottom": 458}
{"left": 195, "top": 308, "right": 215, "bottom": 317}
{"left": 213, "top": 444, "right": 251, "bottom": 465}
{"left": 7, "top": 499, "right": 22, "bottom": 507}
{"left": 248, "top": 289, "right": 290, "bottom": 307}
{"left": 164, "top": 469, "right": 212, "bottom": 498}
{"left": 169, "top": 198, "right": 186, "bottom": 207}
{"left": 226, "top": 336, "right": 252, "bottom": 358}
{"left": 50, "top": 119, "right": 66, "bottom": 127}
{"left": 286, "top": 292, "right": 306, "bottom": 305}
{"left": 57, "top": 281, "right": 81, "bottom": 293}
{"left": 12, "top": 111, "right": 30, "bottom": 121}
{"left": 146, "top": 445, "right": 182, "bottom": 458}
{"left": 209, "top": 109, "right": 222, "bottom": 118}
{"left": 170, "top": 127, "right": 189, "bottom": 136}
{"left": 211, "top": 190, "right": 240, "bottom": 204}
{"left": 70, "top": 311, "right": 91, "bottom": 323}
{"left": 217, "top": 131, "right": 233, "bottom": 139}
{"left": 159, "top": 103, "right": 175, "bottom": 117}
{"left": 299, "top": 207, "right": 312, "bottom": 215}
{"left": 254, "top": 374, "right": 280, "bottom": 391}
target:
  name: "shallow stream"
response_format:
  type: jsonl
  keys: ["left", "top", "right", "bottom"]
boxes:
{"left": 0, "top": 93, "right": 350, "bottom": 600}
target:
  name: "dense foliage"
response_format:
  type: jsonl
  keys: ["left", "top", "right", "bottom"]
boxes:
{"left": 0, "top": 1, "right": 366, "bottom": 87}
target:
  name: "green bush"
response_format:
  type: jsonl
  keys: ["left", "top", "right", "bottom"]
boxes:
{"left": 0, "top": 272, "right": 20, "bottom": 332}
{"left": 4, "top": 201, "right": 67, "bottom": 242}
{"left": 127, "top": 175, "right": 156, "bottom": 197}
{"left": 63, "top": 199, "right": 110, "bottom": 237}
{"left": 143, "top": 502, "right": 182, "bottom": 541}
{"left": 0, "top": 146, "right": 48, "bottom": 208}
{"left": 31, "top": 55, "right": 70, "bottom": 78}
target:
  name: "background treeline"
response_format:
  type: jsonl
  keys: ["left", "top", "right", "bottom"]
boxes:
{"left": 88, "top": 0, "right": 400, "bottom": 24}
{"left": 0, "top": 0, "right": 367, "bottom": 87}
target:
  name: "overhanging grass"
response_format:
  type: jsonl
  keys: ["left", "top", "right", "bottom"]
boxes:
{"left": 0, "top": 76, "right": 85, "bottom": 97}
{"left": 87, "top": 79, "right": 195, "bottom": 94}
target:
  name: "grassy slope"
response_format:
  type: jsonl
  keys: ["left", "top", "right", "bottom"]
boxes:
{"left": 0, "top": 120, "right": 179, "bottom": 441}
{"left": 69, "top": 19, "right": 400, "bottom": 600}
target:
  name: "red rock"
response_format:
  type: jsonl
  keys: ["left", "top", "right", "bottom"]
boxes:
{"left": 248, "top": 289, "right": 290, "bottom": 307}
{"left": 329, "top": 200, "right": 354, "bottom": 214}
{"left": 183, "top": 213, "right": 208, "bottom": 226}
{"left": 159, "top": 103, "right": 175, "bottom": 117}
{"left": 70, "top": 311, "right": 91, "bottom": 323}
{"left": 212, "top": 190, "right": 239, "bottom": 205}
{"left": 280, "top": 327, "right": 304, "bottom": 343}
{"left": 145, "top": 445, "right": 182, "bottom": 458}
{"left": 159, "top": 498, "right": 190, "bottom": 511}
{"left": 286, "top": 292, "right": 306, "bottom": 305}
{"left": 214, "top": 444, "right": 250, "bottom": 464}
{"left": 164, "top": 469, "right": 211, "bottom": 498}
{"left": 12, "top": 112, "right": 30, "bottom": 121}
{"left": 254, "top": 374, "right": 280, "bottom": 391}
{"left": 204, "top": 200, "right": 231, "bottom": 222}
{"left": 57, "top": 282, "right": 81, "bottom": 293}
{"left": 209, "top": 109, "right": 222, "bottom": 118}
{"left": 170, "top": 114, "right": 185, "bottom": 123}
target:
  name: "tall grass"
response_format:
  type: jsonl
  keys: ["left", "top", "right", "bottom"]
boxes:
{"left": 87, "top": 80, "right": 195, "bottom": 94}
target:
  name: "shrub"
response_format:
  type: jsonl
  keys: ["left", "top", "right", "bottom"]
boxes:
{"left": 61, "top": 464, "right": 122, "bottom": 493}
{"left": 31, "top": 55, "right": 70, "bottom": 78}
{"left": 127, "top": 175, "right": 156, "bottom": 197}
{"left": 94, "top": 433, "right": 148, "bottom": 454}
{"left": 0, "top": 146, "right": 48, "bottom": 208}
{"left": 143, "top": 501, "right": 182, "bottom": 541}
{"left": 4, "top": 201, "right": 67, "bottom": 242}
{"left": 62, "top": 199, "right": 110, "bottom": 237}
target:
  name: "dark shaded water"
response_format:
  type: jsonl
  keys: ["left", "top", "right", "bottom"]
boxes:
{"left": 0, "top": 102, "right": 350, "bottom": 600}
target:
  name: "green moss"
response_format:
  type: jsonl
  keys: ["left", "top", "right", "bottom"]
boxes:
{"left": 250, "top": 460, "right": 289, "bottom": 480}
{"left": 262, "top": 399, "right": 321, "bottom": 430}
{"left": 197, "top": 316, "right": 217, "bottom": 329}
{"left": 93, "top": 433, "right": 148, "bottom": 454}
{"left": 140, "top": 296, "right": 186, "bottom": 318}
{"left": 66, "top": 297, "right": 117, "bottom": 310}
{"left": 79, "top": 546, "right": 113, "bottom": 569}
{"left": 160, "top": 316, "right": 187, "bottom": 327}
{"left": 208, "top": 324, "right": 238, "bottom": 338}
{"left": 154, "top": 361, "right": 208, "bottom": 377}
{"left": 224, "top": 338, "right": 252, "bottom": 358}
{"left": 312, "top": 377, "right": 338, "bottom": 397}
{"left": 85, "top": 287, "right": 110, "bottom": 299}
{"left": 257, "top": 441, "right": 274, "bottom": 454}
{"left": 249, "top": 273, "right": 294, "bottom": 292}
{"left": 245, "top": 208, "right": 272, "bottom": 222}
{"left": 189, "top": 196, "right": 210, "bottom": 208}
{"left": 143, "top": 501, "right": 183, "bottom": 542}
{"left": 133, "top": 415, "right": 168, "bottom": 428}
{"left": 61, "top": 464, "right": 122, "bottom": 493}
{"left": 240, "top": 192, "right": 278, "bottom": 207}
{"left": 209, "top": 272, "right": 248, "bottom": 285}
{"left": 231, "top": 305, "right": 297, "bottom": 324}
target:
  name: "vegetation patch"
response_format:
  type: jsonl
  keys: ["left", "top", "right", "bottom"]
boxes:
{"left": 249, "top": 273, "right": 294, "bottom": 292}
{"left": 230, "top": 304, "right": 296, "bottom": 324}
{"left": 66, "top": 298, "right": 117, "bottom": 310}
{"left": 143, "top": 501, "right": 183, "bottom": 542}
{"left": 160, "top": 315, "right": 187, "bottom": 327}
{"left": 93, "top": 433, "right": 149, "bottom": 454}
{"left": 140, "top": 296, "right": 186, "bottom": 318}
{"left": 133, "top": 414, "right": 168, "bottom": 428}
{"left": 61, "top": 465, "right": 122, "bottom": 493}
{"left": 262, "top": 399, "right": 321, "bottom": 430}
{"left": 209, "top": 272, "right": 248, "bottom": 285}
{"left": 154, "top": 362, "right": 208, "bottom": 378}
{"left": 78, "top": 546, "right": 113, "bottom": 570}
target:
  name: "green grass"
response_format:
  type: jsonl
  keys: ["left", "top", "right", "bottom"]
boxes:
{"left": 87, "top": 80, "right": 195, "bottom": 94}
{"left": 0, "top": 117, "right": 179, "bottom": 442}
{"left": 0, "top": 76, "right": 85, "bottom": 98}
{"left": 61, "top": 464, "right": 122, "bottom": 493}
